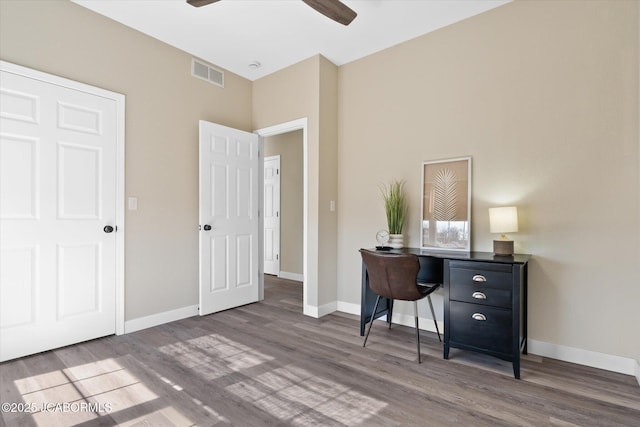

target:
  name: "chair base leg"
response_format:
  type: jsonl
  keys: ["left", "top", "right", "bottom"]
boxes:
{"left": 365, "top": 296, "right": 437, "bottom": 364}
{"left": 414, "top": 301, "right": 421, "bottom": 363}
{"left": 427, "top": 295, "right": 441, "bottom": 342}
{"left": 363, "top": 295, "right": 381, "bottom": 347}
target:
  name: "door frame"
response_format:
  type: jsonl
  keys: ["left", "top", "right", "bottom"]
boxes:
{"left": 255, "top": 118, "right": 307, "bottom": 308}
{"left": 0, "top": 60, "right": 126, "bottom": 335}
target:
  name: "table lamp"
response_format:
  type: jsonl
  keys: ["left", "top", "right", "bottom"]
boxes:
{"left": 489, "top": 206, "right": 518, "bottom": 256}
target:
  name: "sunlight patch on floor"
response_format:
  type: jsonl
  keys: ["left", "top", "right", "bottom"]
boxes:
{"left": 160, "top": 334, "right": 386, "bottom": 424}
{"left": 158, "top": 375, "right": 230, "bottom": 424}
{"left": 227, "top": 364, "right": 387, "bottom": 425}
{"left": 159, "top": 333, "right": 274, "bottom": 380}
{"left": 12, "top": 357, "right": 195, "bottom": 426}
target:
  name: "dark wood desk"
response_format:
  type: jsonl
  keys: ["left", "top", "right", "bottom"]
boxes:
{"left": 360, "top": 248, "right": 530, "bottom": 379}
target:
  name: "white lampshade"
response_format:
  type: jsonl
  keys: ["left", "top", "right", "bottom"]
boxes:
{"left": 489, "top": 206, "right": 519, "bottom": 234}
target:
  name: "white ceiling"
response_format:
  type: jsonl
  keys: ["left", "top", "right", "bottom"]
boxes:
{"left": 72, "top": 0, "right": 511, "bottom": 81}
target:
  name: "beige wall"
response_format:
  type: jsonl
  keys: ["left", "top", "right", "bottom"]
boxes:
{"left": 253, "top": 55, "right": 339, "bottom": 310}
{"left": 0, "top": 0, "right": 253, "bottom": 320}
{"left": 264, "top": 130, "right": 304, "bottom": 276}
{"left": 337, "top": 0, "right": 640, "bottom": 360}
{"left": 318, "top": 57, "right": 339, "bottom": 306}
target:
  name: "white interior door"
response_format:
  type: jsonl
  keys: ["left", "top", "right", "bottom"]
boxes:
{"left": 263, "top": 155, "right": 280, "bottom": 275}
{"left": 0, "top": 63, "right": 121, "bottom": 361}
{"left": 199, "top": 120, "right": 259, "bottom": 315}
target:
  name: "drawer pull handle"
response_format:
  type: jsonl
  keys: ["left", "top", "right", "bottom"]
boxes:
{"left": 472, "top": 313, "right": 487, "bottom": 321}
{"left": 472, "top": 274, "right": 487, "bottom": 282}
{"left": 472, "top": 292, "right": 487, "bottom": 300}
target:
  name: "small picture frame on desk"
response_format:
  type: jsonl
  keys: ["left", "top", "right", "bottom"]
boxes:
{"left": 421, "top": 156, "right": 472, "bottom": 252}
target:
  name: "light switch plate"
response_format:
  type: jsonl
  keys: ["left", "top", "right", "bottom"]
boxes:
{"left": 128, "top": 197, "right": 138, "bottom": 211}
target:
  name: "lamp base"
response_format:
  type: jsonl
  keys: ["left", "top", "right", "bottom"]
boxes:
{"left": 493, "top": 239, "right": 514, "bottom": 256}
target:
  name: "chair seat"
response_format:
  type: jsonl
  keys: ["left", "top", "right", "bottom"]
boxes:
{"left": 417, "top": 282, "right": 440, "bottom": 296}
{"left": 360, "top": 249, "right": 443, "bottom": 363}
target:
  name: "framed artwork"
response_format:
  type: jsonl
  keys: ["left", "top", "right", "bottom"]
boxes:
{"left": 421, "top": 156, "right": 471, "bottom": 252}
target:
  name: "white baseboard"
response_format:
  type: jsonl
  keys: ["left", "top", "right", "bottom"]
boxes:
{"left": 278, "top": 271, "right": 304, "bottom": 282}
{"left": 317, "top": 301, "right": 337, "bottom": 317}
{"left": 123, "top": 299, "right": 639, "bottom": 383}
{"left": 335, "top": 302, "right": 638, "bottom": 380}
{"left": 124, "top": 304, "right": 198, "bottom": 334}
{"left": 527, "top": 340, "right": 637, "bottom": 377}
{"left": 336, "top": 301, "right": 360, "bottom": 315}
{"left": 303, "top": 304, "right": 319, "bottom": 318}
{"left": 386, "top": 311, "right": 445, "bottom": 337}
{"left": 335, "top": 301, "right": 442, "bottom": 334}
{"left": 303, "top": 301, "right": 337, "bottom": 318}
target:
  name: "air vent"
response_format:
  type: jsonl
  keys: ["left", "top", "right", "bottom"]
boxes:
{"left": 192, "top": 58, "right": 224, "bottom": 88}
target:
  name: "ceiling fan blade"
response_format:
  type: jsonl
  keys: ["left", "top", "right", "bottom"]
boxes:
{"left": 302, "top": 0, "right": 357, "bottom": 26}
{"left": 187, "top": 0, "right": 220, "bottom": 7}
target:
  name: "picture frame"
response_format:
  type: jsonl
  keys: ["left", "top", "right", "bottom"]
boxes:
{"left": 421, "top": 156, "right": 471, "bottom": 252}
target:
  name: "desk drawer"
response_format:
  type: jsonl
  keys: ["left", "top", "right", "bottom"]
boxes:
{"left": 449, "top": 261, "right": 512, "bottom": 291}
{"left": 449, "top": 301, "right": 511, "bottom": 355}
{"left": 450, "top": 284, "right": 511, "bottom": 308}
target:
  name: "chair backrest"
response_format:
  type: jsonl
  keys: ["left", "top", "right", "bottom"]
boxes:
{"left": 359, "top": 249, "right": 424, "bottom": 301}
{"left": 417, "top": 255, "right": 444, "bottom": 285}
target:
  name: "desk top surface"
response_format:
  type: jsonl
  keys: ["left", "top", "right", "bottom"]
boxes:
{"left": 370, "top": 247, "right": 531, "bottom": 265}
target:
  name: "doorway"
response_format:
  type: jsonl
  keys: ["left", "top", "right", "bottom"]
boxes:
{"left": 256, "top": 119, "right": 308, "bottom": 309}
{"left": 263, "top": 131, "right": 303, "bottom": 281}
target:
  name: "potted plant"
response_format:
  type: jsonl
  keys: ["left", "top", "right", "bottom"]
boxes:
{"left": 381, "top": 179, "right": 408, "bottom": 248}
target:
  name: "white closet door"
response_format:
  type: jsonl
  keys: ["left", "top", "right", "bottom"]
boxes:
{"left": 0, "top": 64, "right": 120, "bottom": 361}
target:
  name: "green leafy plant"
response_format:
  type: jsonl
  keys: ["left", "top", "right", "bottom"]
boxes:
{"left": 381, "top": 179, "right": 408, "bottom": 235}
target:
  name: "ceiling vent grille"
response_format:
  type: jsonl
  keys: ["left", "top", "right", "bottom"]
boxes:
{"left": 192, "top": 58, "right": 224, "bottom": 88}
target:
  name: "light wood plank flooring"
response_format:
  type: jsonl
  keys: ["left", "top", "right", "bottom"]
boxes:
{"left": 1, "top": 275, "right": 638, "bottom": 426}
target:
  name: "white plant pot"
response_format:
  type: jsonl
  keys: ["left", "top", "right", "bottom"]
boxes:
{"left": 388, "top": 234, "right": 404, "bottom": 249}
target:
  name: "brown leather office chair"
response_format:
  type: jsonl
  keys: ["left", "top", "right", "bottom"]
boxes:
{"left": 360, "top": 249, "right": 441, "bottom": 363}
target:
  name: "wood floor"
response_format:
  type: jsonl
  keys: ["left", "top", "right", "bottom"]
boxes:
{"left": 1, "top": 276, "right": 638, "bottom": 427}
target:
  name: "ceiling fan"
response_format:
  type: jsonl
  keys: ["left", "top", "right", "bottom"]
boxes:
{"left": 186, "top": 0, "right": 357, "bottom": 26}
